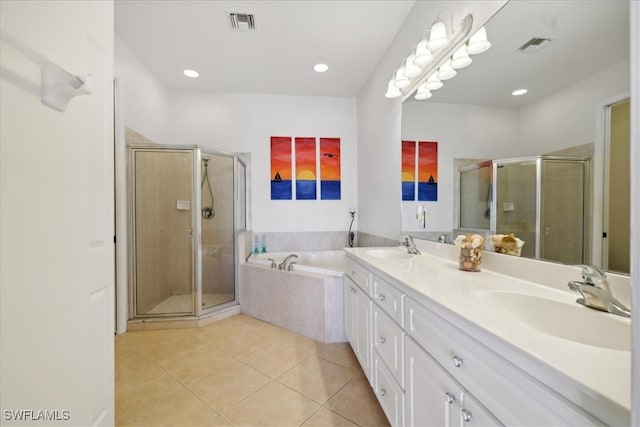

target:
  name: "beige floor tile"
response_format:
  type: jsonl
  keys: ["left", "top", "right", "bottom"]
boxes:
{"left": 302, "top": 407, "right": 358, "bottom": 427}
{"left": 116, "top": 382, "right": 220, "bottom": 426}
{"left": 324, "top": 375, "right": 390, "bottom": 427}
{"left": 159, "top": 346, "right": 237, "bottom": 384}
{"left": 137, "top": 332, "right": 207, "bottom": 364}
{"left": 311, "top": 342, "right": 361, "bottom": 370}
{"left": 269, "top": 328, "right": 321, "bottom": 353}
{"left": 116, "top": 370, "right": 189, "bottom": 418}
{"left": 277, "top": 356, "right": 355, "bottom": 404}
{"left": 241, "top": 341, "right": 310, "bottom": 378}
{"left": 115, "top": 351, "right": 165, "bottom": 383}
{"left": 223, "top": 381, "right": 320, "bottom": 426}
{"left": 212, "top": 329, "right": 269, "bottom": 358}
{"left": 185, "top": 360, "right": 271, "bottom": 414}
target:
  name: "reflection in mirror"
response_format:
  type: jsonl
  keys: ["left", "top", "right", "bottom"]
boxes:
{"left": 400, "top": 0, "right": 630, "bottom": 273}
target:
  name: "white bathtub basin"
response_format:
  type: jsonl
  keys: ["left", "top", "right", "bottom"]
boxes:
{"left": 472, "top": 290, "right": 631, "bottom": 351}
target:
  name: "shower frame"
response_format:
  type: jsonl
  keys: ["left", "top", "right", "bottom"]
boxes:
{"left": 127, "top": 144, "right": 248, "bottom": 319}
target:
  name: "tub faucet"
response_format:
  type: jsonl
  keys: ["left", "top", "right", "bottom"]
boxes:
{"left": 279, "top": 254, "right": 298, "bottom": 270}
{"left": 567, "top": 265, "right": 631, "bottom": 318}
{"left": 267, "top": 258, "right": 277, "bottom": 269}
{"left": 287, "top": 262, "right": 296, "bottom": 272}
{"left": 401, "top": 234, "right": 420, "bottom": 255}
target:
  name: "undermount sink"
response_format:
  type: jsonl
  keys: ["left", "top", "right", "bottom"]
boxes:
{"left": 472, "top": 290, "right": 631, "bottom": 352}
{"left": 366, "top": 248, "right": 414, "bottom": 260}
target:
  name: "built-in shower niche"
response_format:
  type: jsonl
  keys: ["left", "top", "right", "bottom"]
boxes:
{"left": 456, "top": 155, "right": 590, "bottom": 264}
{"left": 128, "top": 145, "right": 247, "bottom": 321}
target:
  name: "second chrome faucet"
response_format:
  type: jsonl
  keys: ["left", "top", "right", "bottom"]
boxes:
{"left": 567, "top": 265, "right": 631, "bottom": 318}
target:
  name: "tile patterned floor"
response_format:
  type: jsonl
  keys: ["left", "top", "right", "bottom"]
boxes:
{"left": 116, "top": 314, "right": 390, "bottom": 426}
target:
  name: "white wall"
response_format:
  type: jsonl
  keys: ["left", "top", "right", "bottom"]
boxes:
{"left": 115, "top": 36, "right": 169, "bottom": 144}
{"left": 356, "top": 0, "right": 507, "bottom": 240}
{"left": 167, "top": 92, "right": 358, "bottom": 233}
{"left": 518, "top": 59, "right": 630, "bottom": 155}
{"left": 401, "top": 102, "right": 519, "bottom": 232}
{"left": 1, "top": 0, "right": 114, "bottom": 424}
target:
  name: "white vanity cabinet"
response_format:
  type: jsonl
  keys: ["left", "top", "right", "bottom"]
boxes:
{"left": 343, "top": 252, "right": 608, "bottom": 427}
{"left": 344, "top": 257, "right": 373, "bottom": 382}
{"left": 405, "top": 336, "right": 501, "bottom": 427}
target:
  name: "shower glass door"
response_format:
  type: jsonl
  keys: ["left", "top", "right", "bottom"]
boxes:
{"left": 200, "top": 152, "right": 236, "bottom": 311}
{"left": 133, "top": 149, "right": 195, "bottom": 316}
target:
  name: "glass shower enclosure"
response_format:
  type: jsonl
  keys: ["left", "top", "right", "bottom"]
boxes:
{"left": 128, "top": 145, "right": 247, "bottom": 318}
{"left": 456, "top": 156, "right": 590, "bottom": 264}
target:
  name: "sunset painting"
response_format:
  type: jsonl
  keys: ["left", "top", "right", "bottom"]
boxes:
{"left": 418, "top": 141, "right": 438, "bottom": 201}
{"left": 401, "top": 140, "right": 416, "bottom": 201}
{"left": 270, "top": 136, "right": 292, "bottom": 200}
{"left": 320, "top": 138, "right": 341, "bottom": 199}
{"left": 295, "top": 137, "right": 317, "bottom": 200}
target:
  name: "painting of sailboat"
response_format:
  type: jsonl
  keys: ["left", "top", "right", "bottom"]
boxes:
{"left": 271, "top": 136, "right": 292, "bottom": 200}
{"left": 418, "top": 141, "right": 437, "bottom": 201}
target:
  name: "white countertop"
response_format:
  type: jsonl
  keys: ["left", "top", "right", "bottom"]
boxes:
{"left": 344, "top": 246, "right": 631, "bottom": 426}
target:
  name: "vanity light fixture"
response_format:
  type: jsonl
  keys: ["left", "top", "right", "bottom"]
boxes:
{"left": 183, "top": 69, "right": 199, "bottom": 78}
{"left": 385, "top": 13, "right": 491, "bottom": 101}
{"left": 512, "top": 88, "right": 528, "bottom": 96}
{"left": 313, "top": 63, "right": 328, "bottom": 73}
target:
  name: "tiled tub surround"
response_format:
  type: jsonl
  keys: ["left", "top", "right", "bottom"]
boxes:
{"left": 344, "top": 241, "right": 631, "bottom": 426}
{"left": 239, "top": 253, "right": 346, "bottom": 343}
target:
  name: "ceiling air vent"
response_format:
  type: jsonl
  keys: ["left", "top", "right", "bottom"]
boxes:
{"left": 518, "top": 37, "right": 552, "bottom": 54}
{"left": 228, "top": 12, "right": 256, "bottom": 32}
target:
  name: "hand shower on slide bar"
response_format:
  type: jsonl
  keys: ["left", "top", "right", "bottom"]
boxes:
{"left": 201, "top": 158, "right": 215, "bottom": 219}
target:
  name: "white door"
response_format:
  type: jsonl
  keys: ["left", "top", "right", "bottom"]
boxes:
{"left": 0, "top": 1, "right": 114, "bottom": 425}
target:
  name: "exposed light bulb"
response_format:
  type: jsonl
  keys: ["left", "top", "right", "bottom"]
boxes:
{"left": 512, "top": 89, "right": 528, "bottom": 96}
{"left": 393, "top": 67, "right": 410, "bottom": 89}
{"left": 385, "top": 80, "right": 402, "bottom": 98}
{"left": 403, "top": 54, "right": 422, "bottom": 78}
{"left": 313, "top": 63, "right": 329, "bottom": 72}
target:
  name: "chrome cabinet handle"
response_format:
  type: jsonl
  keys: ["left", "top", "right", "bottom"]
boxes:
{"left": 461, "top": 409, "right": 472, "bottom": 423}
{"left": 379, "top": 336, "right": 386, "bottom": 344}
{"left": 453, "top": 355, "right": 463, "bottom": 367}
{"left": 379, "top": 388, "right": 387, "bottom": 397}
{"left": 445, "top": 392, "right": 455, "bottom": 404}
{"left": 379, "top": 294, "right": 386, "bottom": 302}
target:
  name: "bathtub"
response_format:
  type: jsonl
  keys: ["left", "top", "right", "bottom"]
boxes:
{"left": 240, "top": 250, "right": 346, "bottom": 343}
{"left": 248, "top": 250, "right": 344, "bottom": 276}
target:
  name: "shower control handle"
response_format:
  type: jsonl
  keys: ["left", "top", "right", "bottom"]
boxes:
{"left": 188, "top": 228, "right": 193, "bottom": 238}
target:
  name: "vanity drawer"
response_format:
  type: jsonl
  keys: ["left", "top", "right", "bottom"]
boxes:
{"left": 404, "top": 297, "right": 602, "bottom": 426}
{"left": 372, "top": 303, "right": 405, "bottom": 389}
{"left": 345, "top": 257, "right": 371, "bottom": 295}
{"left": 372, "top": 274, "right": 405, "bottom": 326}
{"left": 373, "top": 351, "right": 405, "bottom": 427}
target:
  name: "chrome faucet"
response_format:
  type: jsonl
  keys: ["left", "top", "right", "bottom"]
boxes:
{"left": 567, "top": 265, "right": 631, "bottom": 318}
{"left": 400, "top": 234, "right": 421, "bottom": 255}
{"left": 279, "top": 254, "right": 298, "bottom": 270}
{"left": 267, "top": 258, "right": 277, "bottom": 269}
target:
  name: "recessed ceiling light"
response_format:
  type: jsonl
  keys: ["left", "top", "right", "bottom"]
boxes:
{"left": 512, "top": 89, "right": 528, "bottom": 96}
{"left": 183, "top": 69, "right": 199, "bottom": 78}
{"left": 313, "top": 63, "right": 328, "bottom": 73}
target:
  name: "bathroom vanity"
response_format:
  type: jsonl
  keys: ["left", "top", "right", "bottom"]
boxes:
{"left": 343, "top": 246, "right": 630, "bottom": 426}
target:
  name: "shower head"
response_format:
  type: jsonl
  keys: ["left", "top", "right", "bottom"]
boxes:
{"left": 203, "top": 157, "right": 210, "bottom": 167}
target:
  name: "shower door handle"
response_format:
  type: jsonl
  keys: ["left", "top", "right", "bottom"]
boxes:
{"left": 188, "top": 228, "right": 194, "bottom": 238}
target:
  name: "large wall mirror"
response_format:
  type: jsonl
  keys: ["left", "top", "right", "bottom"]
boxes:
{"left": 401, "top": 0, "right": 630, "bottom": 274}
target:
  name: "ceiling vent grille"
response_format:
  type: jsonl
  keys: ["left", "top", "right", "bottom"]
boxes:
{"left": 518, "top": 37, "right": 552, "bottom": 54}
{"left": 228, "top": 12, "right": 256, "bottom": 31}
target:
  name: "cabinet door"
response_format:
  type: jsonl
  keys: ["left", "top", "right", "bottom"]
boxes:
{"left": 355, "top": 285, "right": 372, "bottom": 383}
{"left": 405, "top": 337, "right": 501, "bottom": 427}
